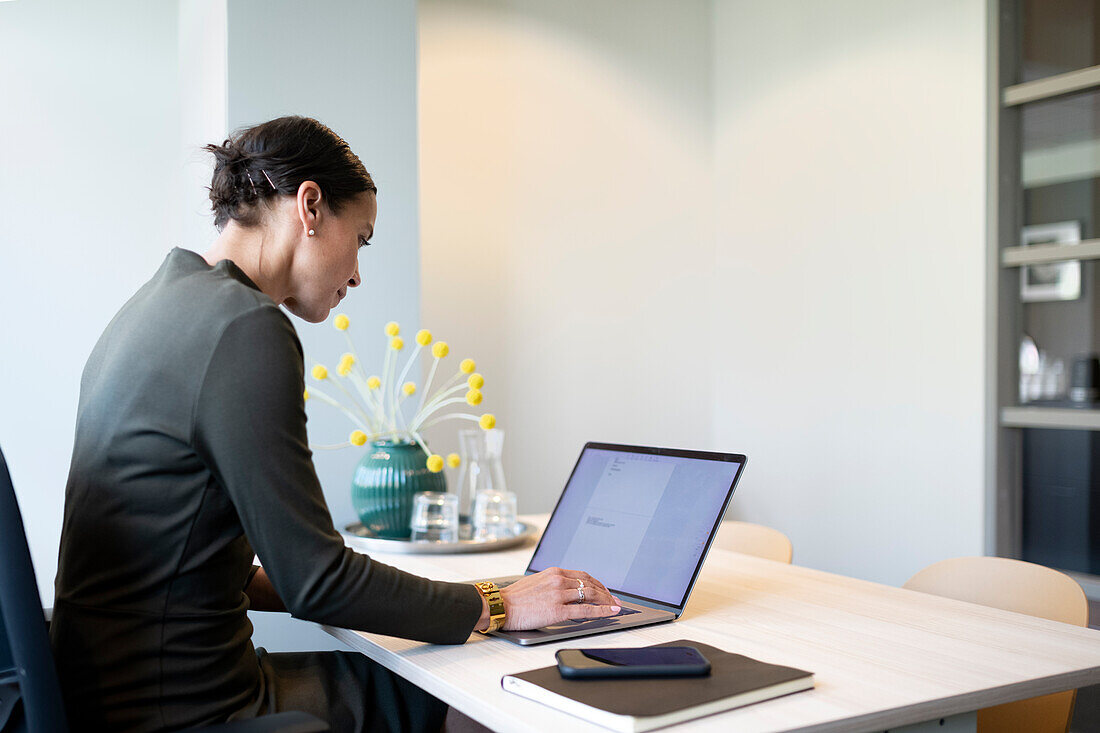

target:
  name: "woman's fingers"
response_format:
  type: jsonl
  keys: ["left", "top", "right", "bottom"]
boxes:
{"left": 554, "top": 569, "right": 615, "bottom": 606}
{"left": 559, "top": 579, "right": 615, "bottom": 607}
{"left": 573, "top": 570, "right": 613, "bottom": 599}
{"left": 564, "top": 601, "right": 622, "bottom": 620}
{"left": 497, "top": 567, "right": 624, "bottom": 630}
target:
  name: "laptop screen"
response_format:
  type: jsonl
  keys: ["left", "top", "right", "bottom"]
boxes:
{"left": 527, "top": 444, "right": 745, "bottom": 608}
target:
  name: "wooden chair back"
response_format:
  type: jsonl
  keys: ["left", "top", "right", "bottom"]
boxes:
{"left": 904, "top": 556, "right": 1088, "bottom": 733}
{"left": 714, "top": 520, "right": 793, "bottom": 563}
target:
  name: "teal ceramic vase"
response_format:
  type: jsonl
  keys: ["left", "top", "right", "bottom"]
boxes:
{"left": 351, "top": 439, "right": 446, "bottom": 539}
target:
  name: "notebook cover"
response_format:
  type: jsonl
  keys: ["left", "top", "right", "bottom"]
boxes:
{"left": 504, "top": 639, "right": 813, "bottom": 718}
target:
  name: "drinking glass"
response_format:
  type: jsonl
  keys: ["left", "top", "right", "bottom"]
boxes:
{"left": 472, "top": 489, "right": 518, "bottom": 541}
{"left": 409, "top": 491, "right": 459, "bottom": 543}
{"left": 456, "top": 428, "right": 508, "bottom": 520}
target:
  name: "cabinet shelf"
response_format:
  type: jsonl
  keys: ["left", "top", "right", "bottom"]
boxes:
{"left": 1002, "top": 238, "right": 1100, "bottom": 266}
{"left": 1001, "top": 407, "right": 1100, "bottom": 430}
{"left": 1004, "top": 64, "right": 1100, "bottom": 106}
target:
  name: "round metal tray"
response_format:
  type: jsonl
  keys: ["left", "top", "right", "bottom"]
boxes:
{"left": 342, "top": 521, "right": 538, "bottom": 554}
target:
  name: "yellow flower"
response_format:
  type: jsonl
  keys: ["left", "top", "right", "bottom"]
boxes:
{"left": 366, "top": 375, "right": 381, "bottom": 390}
{"left": 426, "top": 454, "right": 445, "bottom": 473}
{"left": 385, "top": 321, "right": 400, "bottom": 337}
{"left": 479, "top": 413, "right": 496, "bottom": 430}
{"left": 447, "top": 453, "right": 461, "bottom": 468}
{"left": 311, "top": 364, "right": 328, "bottom": 380}
{"left": 303, "top": 389, "right": 310, "bottom": 401}
{"left": 432, "top": 341, "right": 449, "bottom": 358}
{"left": 337, "top": 353, "right": 355, "bottom": 377}
{"left": 467, "top": 373, "right": 484, "bottom": 390}
{"left": 460, "top": 358, "right": 476, "bottom": 374}
{"left": 416, "top": 329, "right": 432, "bottom": 346}
{"left": 466, "top": 389, "right": 483, "bottom": 406}
{"left": 402, "top": 382, "right": 416, "bottom": 396}
{"left": 333, "top": 314, "right": 350, "bottom": 331}
{"left": 390, "top": 336, "right": 404, "bottom": 351}
{"left": 350, "top": 430, "right": 367, "bottom": 446}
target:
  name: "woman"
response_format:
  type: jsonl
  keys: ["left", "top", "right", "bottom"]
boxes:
{"left": 50, "top": 116, "right": 620, "bottom": 732}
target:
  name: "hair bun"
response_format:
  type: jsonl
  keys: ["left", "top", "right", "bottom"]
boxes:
{"left": 205, "top": 140, "right": 261, "bottom": 222}
{"left": 205, "top": 116, "right": 376, "bottom": 230}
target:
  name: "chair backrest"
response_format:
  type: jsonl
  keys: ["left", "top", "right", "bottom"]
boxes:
{"left": 714, "top": 520, "right": 793, "bottom": 563}
{"left": 904, "top": 556, "right": 1088, "bottom": 733}
{"left": 0, "top": 446, "right": 68, "bottom": 732}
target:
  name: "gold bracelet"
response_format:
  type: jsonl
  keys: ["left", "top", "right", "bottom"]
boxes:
{"left": 474, "top": 581, "right": 506, "bottom": 633}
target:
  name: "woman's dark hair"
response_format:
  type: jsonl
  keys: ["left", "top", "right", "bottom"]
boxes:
{"left": 205, "top": 116, "right": 376, "bottom": 230}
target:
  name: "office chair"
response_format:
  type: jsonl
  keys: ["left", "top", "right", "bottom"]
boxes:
{"left": 714, "top": 520, "right": 793, "bottom": 563}
{"left": 904, "top": 556, "right": 1089, "bottom": 733}
{"left": 0, "top": 445, "right": 327, "bottom": 733}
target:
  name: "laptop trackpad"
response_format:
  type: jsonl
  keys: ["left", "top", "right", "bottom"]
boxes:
{"left": 538, "top": 605, "right": 641, "bottom": 631}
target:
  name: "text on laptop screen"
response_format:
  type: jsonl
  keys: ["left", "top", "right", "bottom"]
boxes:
{"left": 528, "top": 448, "right": 741, "bottom": 606}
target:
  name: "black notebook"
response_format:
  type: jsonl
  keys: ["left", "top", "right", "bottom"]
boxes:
{"left": 501, "top": 640, "right": 814, "bottom": 733}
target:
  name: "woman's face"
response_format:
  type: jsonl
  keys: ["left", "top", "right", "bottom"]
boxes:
{"left": 284, "top": 190, "right": 377, "bottom": 323}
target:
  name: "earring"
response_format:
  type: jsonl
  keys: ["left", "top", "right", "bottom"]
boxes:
{"left": 308, "top": 229, "right": 315, "bottom": 236}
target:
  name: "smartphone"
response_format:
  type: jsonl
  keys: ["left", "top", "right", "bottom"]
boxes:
{"left": 555, "top": 646, "right": 711, "bottom": 679}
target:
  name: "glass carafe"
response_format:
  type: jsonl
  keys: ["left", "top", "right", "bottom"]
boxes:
{"left": 456, "top": 428, "right": 508, "bottom": 522}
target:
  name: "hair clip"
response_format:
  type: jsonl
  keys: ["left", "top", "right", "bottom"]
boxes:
{"left": 261, "top": 169, "right": 276, "bottom": 190}
{"left": 246, "top": 171, "right": 257, "bottom": 195}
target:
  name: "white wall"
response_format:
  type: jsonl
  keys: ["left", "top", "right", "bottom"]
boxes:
{"left": 178, "top": 0, "right": 228, "bottom": 254}
{"left": 420, "top": 0, "right": 988, "bottom": 586}
{"left": 226, "top": 0, "right": 423, "bottom": 652}
{"left": 0, "top": 1, "right": 424, "bottom": 656}
{"left": 0, "top": 0, "right": 182, "bottom": 603}
{"left": 227, "top": 0, "right": 422, "bottom": 542}
{"left": 711, "top": 0, "right": 987, "bottom": 585}
{"left": 418, "top": 0, "right": 716, "bottom": 510}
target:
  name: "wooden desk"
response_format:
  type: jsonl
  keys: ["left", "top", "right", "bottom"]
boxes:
{"left": 324, "top": 516, "right": 1100, "bottom": 732}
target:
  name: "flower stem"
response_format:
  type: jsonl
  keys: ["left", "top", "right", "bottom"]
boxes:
{"left": 412, "top": 382, "right": 469, "bottom": 426}
{"left": 394, "top": 344, "right": 422, "bottom": 406}
{"left": 307, "top": 386, "right": 371, "bottom": 432}
{"left": 417, "top": 357, "right": 442, "bottom": 414}
{"left": 309, "top": 441, "right": 353, "bottom": 450}
{"left": 330, "top": 376, "right": 373, "bottom": 427}
{"left": 346, "top": 371, "right": 383, "bottom": 414}
{"left": 380, "top": 342, "right": 395, "bottom": 431}
{"left": 417, "top": 412, "right": 481, "bottom": 431}
{"left": 395, "top": 392, "right": 412, "bottom": 433}
{"left": 408, "top": 430, "right": 431, "bottom": 457}
{"left": 410, "top": 395, "right": 474, "bottom": 432}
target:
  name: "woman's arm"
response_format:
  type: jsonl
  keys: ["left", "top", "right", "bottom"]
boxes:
{"left": 244, "top": 567, "right": 287, "bottom": 613}
{"left": 194, "top": 308, "right": 482, "bottom": 643}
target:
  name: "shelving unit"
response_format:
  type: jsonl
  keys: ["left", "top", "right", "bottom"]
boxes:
{"left": 991, "top": 1, "right": 1100, "bottom": 594}
{"left": 1001, "top": 407, "right": 1100, "bottom": 430}
{"left": 1002, "top": 238, "right": 1100, "bottom": 266}
{"left": 1003, "top": 64, "right": 1100, "bottom": 106}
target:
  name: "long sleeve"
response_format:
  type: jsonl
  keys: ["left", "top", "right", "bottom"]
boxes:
{"left": 192, "top": 306, "right": 482, "bottom": 643}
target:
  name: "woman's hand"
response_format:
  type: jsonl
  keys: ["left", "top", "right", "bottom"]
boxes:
{"left": 475, "top": 567, "right": 621, "bottom": 631}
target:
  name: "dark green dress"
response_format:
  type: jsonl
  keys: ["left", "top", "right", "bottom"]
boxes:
{"left": 50, "top": 248, "right": 482, "bottom": 731}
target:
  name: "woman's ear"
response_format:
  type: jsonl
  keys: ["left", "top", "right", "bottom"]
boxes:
{"left": 296, "top": 180, "right": 324, "bottom": 236}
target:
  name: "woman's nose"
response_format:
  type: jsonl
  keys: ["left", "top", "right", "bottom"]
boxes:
{"left": 349, "top": 264, "right": 362, "bottom": 288}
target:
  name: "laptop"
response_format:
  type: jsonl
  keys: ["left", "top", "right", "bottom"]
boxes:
{"left": 484, "top": 442, "right": 747, "bottom": 645}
